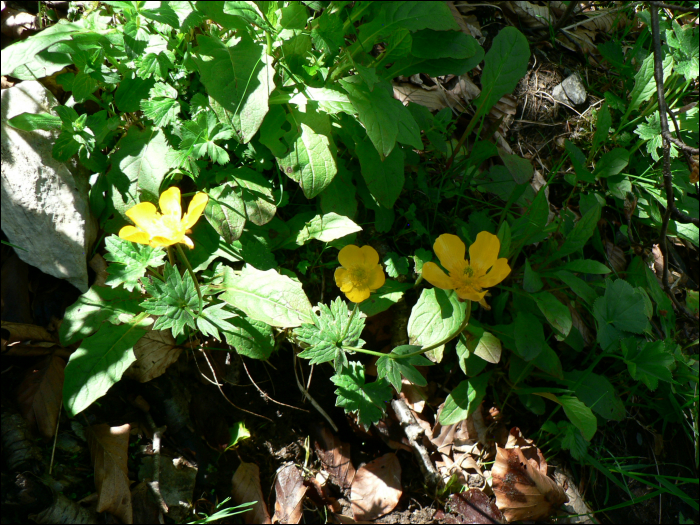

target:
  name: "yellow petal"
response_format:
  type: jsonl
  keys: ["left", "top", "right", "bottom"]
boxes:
{"left": 119, "top": 225, "right": 151, "bottom": 245}
{"left": 358, "top": 245, "right": 379, "bottom": 267}
{"left": 367, "top": 264, "right": 385, "bottom": 291}
{"left": 335, "top": 267, "right": 354, "bottom": 292}
{"left": 478, "top": 297, "right": 492, "bottom": 310}
{"left": 455, "top": 286, "right": 487, "bottom": 302}
{"left": 338, "top": 245, "right": 363, "bottom": 268}
{"left": 150, "top": 236, "right": 177, "bottom": 247}
{"left": 345, "top": 286, "right": 370, "bottom": 303}
{"left": 469, "top": 231, "right": 500, "bottom": 276}
{"left": 182, "top": 192, "right": 209, "bottom": 230}
{"left": 433, "top": 234, "right": 467, "bottom": 275}
{"left": 159, "top": 187, "right": 182, "bottom": 218}
{"left": 479, "top": 258, "right": 511, "bottom": 288}
{"left": 422, "top": 261, "right": 455, "bottom": 290}
{"left": 182, "top": 235, "right": 194, "bottom": 249}
{"left": 126, "top": 202, "right": 159, "bottom": 233}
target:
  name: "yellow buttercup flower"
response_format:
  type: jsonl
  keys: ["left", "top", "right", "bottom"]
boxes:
{"left": 422, "top": 232, "right": 510, "bottom": 308}
{"left": 334, "top": 245, "right": 386, "bottom": 303}
{"left": 119, "top": 187, "right": 208, "bottom": 249}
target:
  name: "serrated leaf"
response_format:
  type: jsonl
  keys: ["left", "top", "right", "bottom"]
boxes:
{"left": 194, "top": 33, "right": 273, "bottom": 143}
{"left": 123, "top": 19, "right": 150, "bottom": 59}
{"left": 559, "top": 395, "right": 597, "bottom": 441}
{"left": 383, "top": 252, "right": 409, "bottom": 278}
{"left": 141, "top": 263, "right": 199, "bottom": 338}
{"left": 59, "top": 286, "right": 142, "bottom": 346}
{"left": 295, "top": 297, "right": 365, "bottom": 369}
{"left": 627, "top": 53, "right": 673, "bottom": 115}
{"left": 621, "top": 338, "right": 674, "bottom": 391}
{"left": 358, "top": 280, "right": 412, "bottom": 318}
{"left": 376, "top": 345, "right": 431, "bottom": 392}
{"left": 408, "top": 288, "right": 467, "bottom": 356}
{"left": 197, "top": 302, "right": 237, "bottom": 341}
{"left": 222, "top": 315, "right": 275, "bottom": 360}
{"left": 114, "top": 73, "right": 156, "bottom": 112}
{"left": 104, "top": 235, "right": 166, "bottom": 292}
{"left": 140, "top": 83, "right": 180, "bottom": 128}
{"left": 278, "top": 122, "right": 338, "bottom": 199}
{"left": 332, "top": 361, "right": 392, "bottom": 430}
{"left": 439, "top": 373, "right": 490, "bottom": 426}
{"left": 63, "top": 320, "right": 148, "bottom": 417}
{"left": 222, "top": 265, "right": 312, "bottom": 328}
{"left": 177, "top": 111, "right": 234, "bottom": 166}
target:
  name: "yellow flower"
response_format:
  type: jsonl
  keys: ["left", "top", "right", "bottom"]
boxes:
{"left": 334, "top": 245, "right": 386, "bottom": 303}
{"left": 118, "top": 187, "right": 208, "bottom": 249}
{"left": 422, "top": 232, "right": 510, "bottom": 308}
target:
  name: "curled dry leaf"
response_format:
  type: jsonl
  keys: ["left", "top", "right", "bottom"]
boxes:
{"left": 232, "top": 461, "right": 271, "bottom": 524}
{"left": 492, "top": 428, "right": 568, "bottom": 522}
{"left": 350, "top": 453, "right": 402, "bottom": 521}
{"left": 443, "top": 489, "right": 504, "bottom": 524}
{"left": 313, "top": 424, "right": 356, "bottom": 492}
{"left": 272, "top": 463, "right": 307, "bottom": 524}
{"left": 17, "top": 355, "right": 65, "bottom": 438}
{"left": 123, "top": 328, "right": 183, "bottom": 383}
{"left": 87, "top": 423, "right": 133, "bottom": 524}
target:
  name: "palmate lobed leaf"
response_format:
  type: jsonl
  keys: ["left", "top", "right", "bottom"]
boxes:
{"left": 621, "top": 338, "right": 675, "bottom": 391}
{"left": 104, "top": 235, "right": 166, "bottom": 292}
{"left": 141, "top": 263, "right": 199, "bottom": 338}
{"left": 332, "top": 361, "right": 392, "bottom": 430}
{"left": 376, "top": 345, "right": 432, "bottom": 392}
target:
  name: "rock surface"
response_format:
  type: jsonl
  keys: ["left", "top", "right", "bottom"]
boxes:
{"left": 552, "top": 73, "right": 587, "bottom": 106}
{"left": 1, "top": 80, "right": 96, "bottom": 292}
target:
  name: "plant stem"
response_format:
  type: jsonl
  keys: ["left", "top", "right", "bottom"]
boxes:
{"left": 342, "top": 346, "right": 392, "bottom": 358}
{"left": 176, "top": 244, "right": 203, "bottom": 317}
{"left": 339, "top": 302, "right": 359, "bottom": 343}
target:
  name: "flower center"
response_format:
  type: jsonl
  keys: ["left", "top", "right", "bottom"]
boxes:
{"left": 463, "top": 266, "right": 474, "bottom": 277}
{"left": 349, "top": 266, "right": 369, "bottom": 286}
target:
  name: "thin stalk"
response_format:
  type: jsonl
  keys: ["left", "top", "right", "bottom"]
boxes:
{"left": 176, "top": 244, "right": 203, "bottom": 318}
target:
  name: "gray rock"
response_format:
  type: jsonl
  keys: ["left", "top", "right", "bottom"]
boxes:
{"left": 1, "top": 81, "right": 96, "bottom": 292}
{"left": 552, "top": 73, "right": 587, "bottom": 106}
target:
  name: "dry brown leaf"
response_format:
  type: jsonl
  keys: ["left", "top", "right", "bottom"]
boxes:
{"left": 605, "top": 241, "right": 627, "bottom": 273}
{"left": 272, "top": 463, "right": 307, "bottom": 524}
{"left": 2, "top": 321, "right": 54, "bottom": 347}
{"left": 87, "top": 423, "right": 133, "bottom": 524}
{"left": 447, "top": 1, "right": 483, "bottom": 42}
{"left": 492, "top": 442, "right": 568, "bottom": 522}
{"left": 350, "top": 453, "right": 402, "bottom": 521}
{"left": 443, "top": 489, "right": 504, "bottom": 524}
{"left": 580, "top": 10, "right": 628, "bottom": 33}
{"left": 568, "top": 304, "right": 594, "bottom": 347}
{"left": 506, "top": 1, "right": 554, "bottom": 29}
{"left": 232, "top": 462, "right": 271, "bottom": 524}
{"left": 123, "top": 328, "right": 182, "bottom": 382}
{"left": 313, "top": 425, "right": 356, "bottom": 491}
{"left": 17, "top": 355, "right": 65, "bottom": 438}
{"left": 398, "top": 378, "right": 426, "bottom": 413}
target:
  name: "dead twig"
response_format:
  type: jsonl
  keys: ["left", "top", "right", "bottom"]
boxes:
{"left": 293, "top": 352, "right": 339, "bottom": 432}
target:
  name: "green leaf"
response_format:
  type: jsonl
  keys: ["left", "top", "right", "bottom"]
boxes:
{"left": 340, "top": 77, "right": 421, "bottom": 158}
{"left": 557, "top": 259, "right": 610, "bottom": 274}
{"left": 411, "top": 29, "right": 483, "bottom": 60}
{"left": 627, "top": 53, "right": 674, "bottom": 115}
{"left": 222, "top": 265, "right": 313, "bottom": 328}
{"left": 559, "top": 395, "right": 597, "bottom": 441}
{"left": 332, "top": 361, "right": 392, "bottom": 430}
{"left": 554, "top": 202, "right": 601, "bottom": 258}
{"left": 408, "top": 288, "right": 467, "bottom": 355}
{"left": 593, "top": 148, "right": 629, "bottom": 178}
{"left": 222, "top": 315, "right": 275, "bottom": 360}
{"left": 230, "top": 167, "right": 276, "bottom": 226}
{"left": 358, "top": 280, "right": 413, "bottom": 318}
{"left": 140, "top": 82, "right": 181, "bottom": 128}
{"left": 565, "top": 140, "right": 594, "bottom": 183}
{"left": 10, "top": 47, "right": 73, "bottom": 80}
{"left": 591, "top": 102, "right": 611, "bottom": 156}
{"left": 59, "top": 286, "right": 142, "bottom": 346}
{"left": 258, "top": 105, "right": 288, "bottom": 157}
{"left": 114, "top": 73, "right": 156, "bottom": 113}
{"left": 196, "top": 302, "right": 237, "bottom": 341}
{"left": 289, "top": 212, "right": 362, "bottom": 245}
{"left": 513, "top": 311, "right": 545, "bottom": 361}
{"left": 177, "top": 111, "right": 235, "bottom": 166}
{"left": 107, "top": 126, "right": 174, "bottom": 216}
{"left": 279, "top": 3, "right": 308, "bottom": 29}
{"left": 563, "top": 370, "right": 625, "bottom": 421}
{"left": 439, "top": 373, "right": 491, "bottom": 426}
{"left": 123, "top": 19, "right": 150, "bottom": 59}
{"left": 295, "top": 297, "right": 365, "bottom": 370}
{"left": 621, "top": 338, "right": 674, "bottom": 391}
{"left": 222, "top": 1, "right": 273, "bottom": 31}
{"left": 103, "top": 235, "right": 166, "bottom": 292}
{"left": 141, "top": 263, "right": 199, "bottom": 338}
{"left": 278, "top": 122, "right": 338, "bottom": 199}
{"left": 555, "top": 271, "right": 598, "bottom": 305}
{"left": 141, "top": 5, "right": 180, "bottom": 28}
{"left": 376, "top": 345, "right": 432, "bottom": 392}
{"left": 383, "top": 252, "right": 410, "bottom": 278}
{"left": 356, "top": 137, "right": 405, "bottom": 208}
{"left": 320, "top": 166, "right": 358, "bottom": 218}
{"left": 561, "top": 421, "right": 589, "bottom": 460}
{"left": 534, "top": 291, "right": 572, "bottom": 337}
{"left": 1, "top": 20, "right": 86, "bottom": 76}
{"left": 194, "top": 33, "right": 274, "bottom": 143}
{"left": 7, "top": 112, "right": 62, "bottom": 132}
{"left": 592, "top": 280, "right": 649, "bottom": 348}
{"left": 135, "top": 52, "right": 175, "bottom": 80}
{"left": 63, "top": 319, "right": 149, "bottom": 417}
{"left": 463, "top": 325, "right": 502, "bottom": 364}
{"left": 474, "top": 27, "right": 529, "bottom": 116}
{"left": 205, "top": 183, "right": 247, "bottom": 243}
{"left": 456, "top": 337, "right": 488, "bottom": 376}
{"left": 523, "top": 258, "right": 543, "bottom": 293}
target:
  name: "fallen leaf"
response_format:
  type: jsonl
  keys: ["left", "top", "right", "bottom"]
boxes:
{"left": 87, "top": 423, "right": 133, "bottom": 524}
{"left": 492, "top": 439, "right": 568, "bottom": 522}
{"left": 443, "top": 489, "right": 504, "bottom": 524}
{"left": 232, "top": 461, "right": 271, "bottom": 524}
{"left": 1, "top": 321, "right": 54, "bottom": 347}
{"left": 313, "top": 425, "right": 356, "bottom": 491}
{"left": 272, "top": 463, "right": 307, "bottom": 524}
{"left": 16, "top": 355, "right": 65, "bottom": 438}
{"left": 605, "top": 241, "right": 627, "bottom": 273}
{"left": 123, "top": 328, "right": 183, "bottom": 382}
{"left": 350, "top": 453, "right": 402, "bottom": 521}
